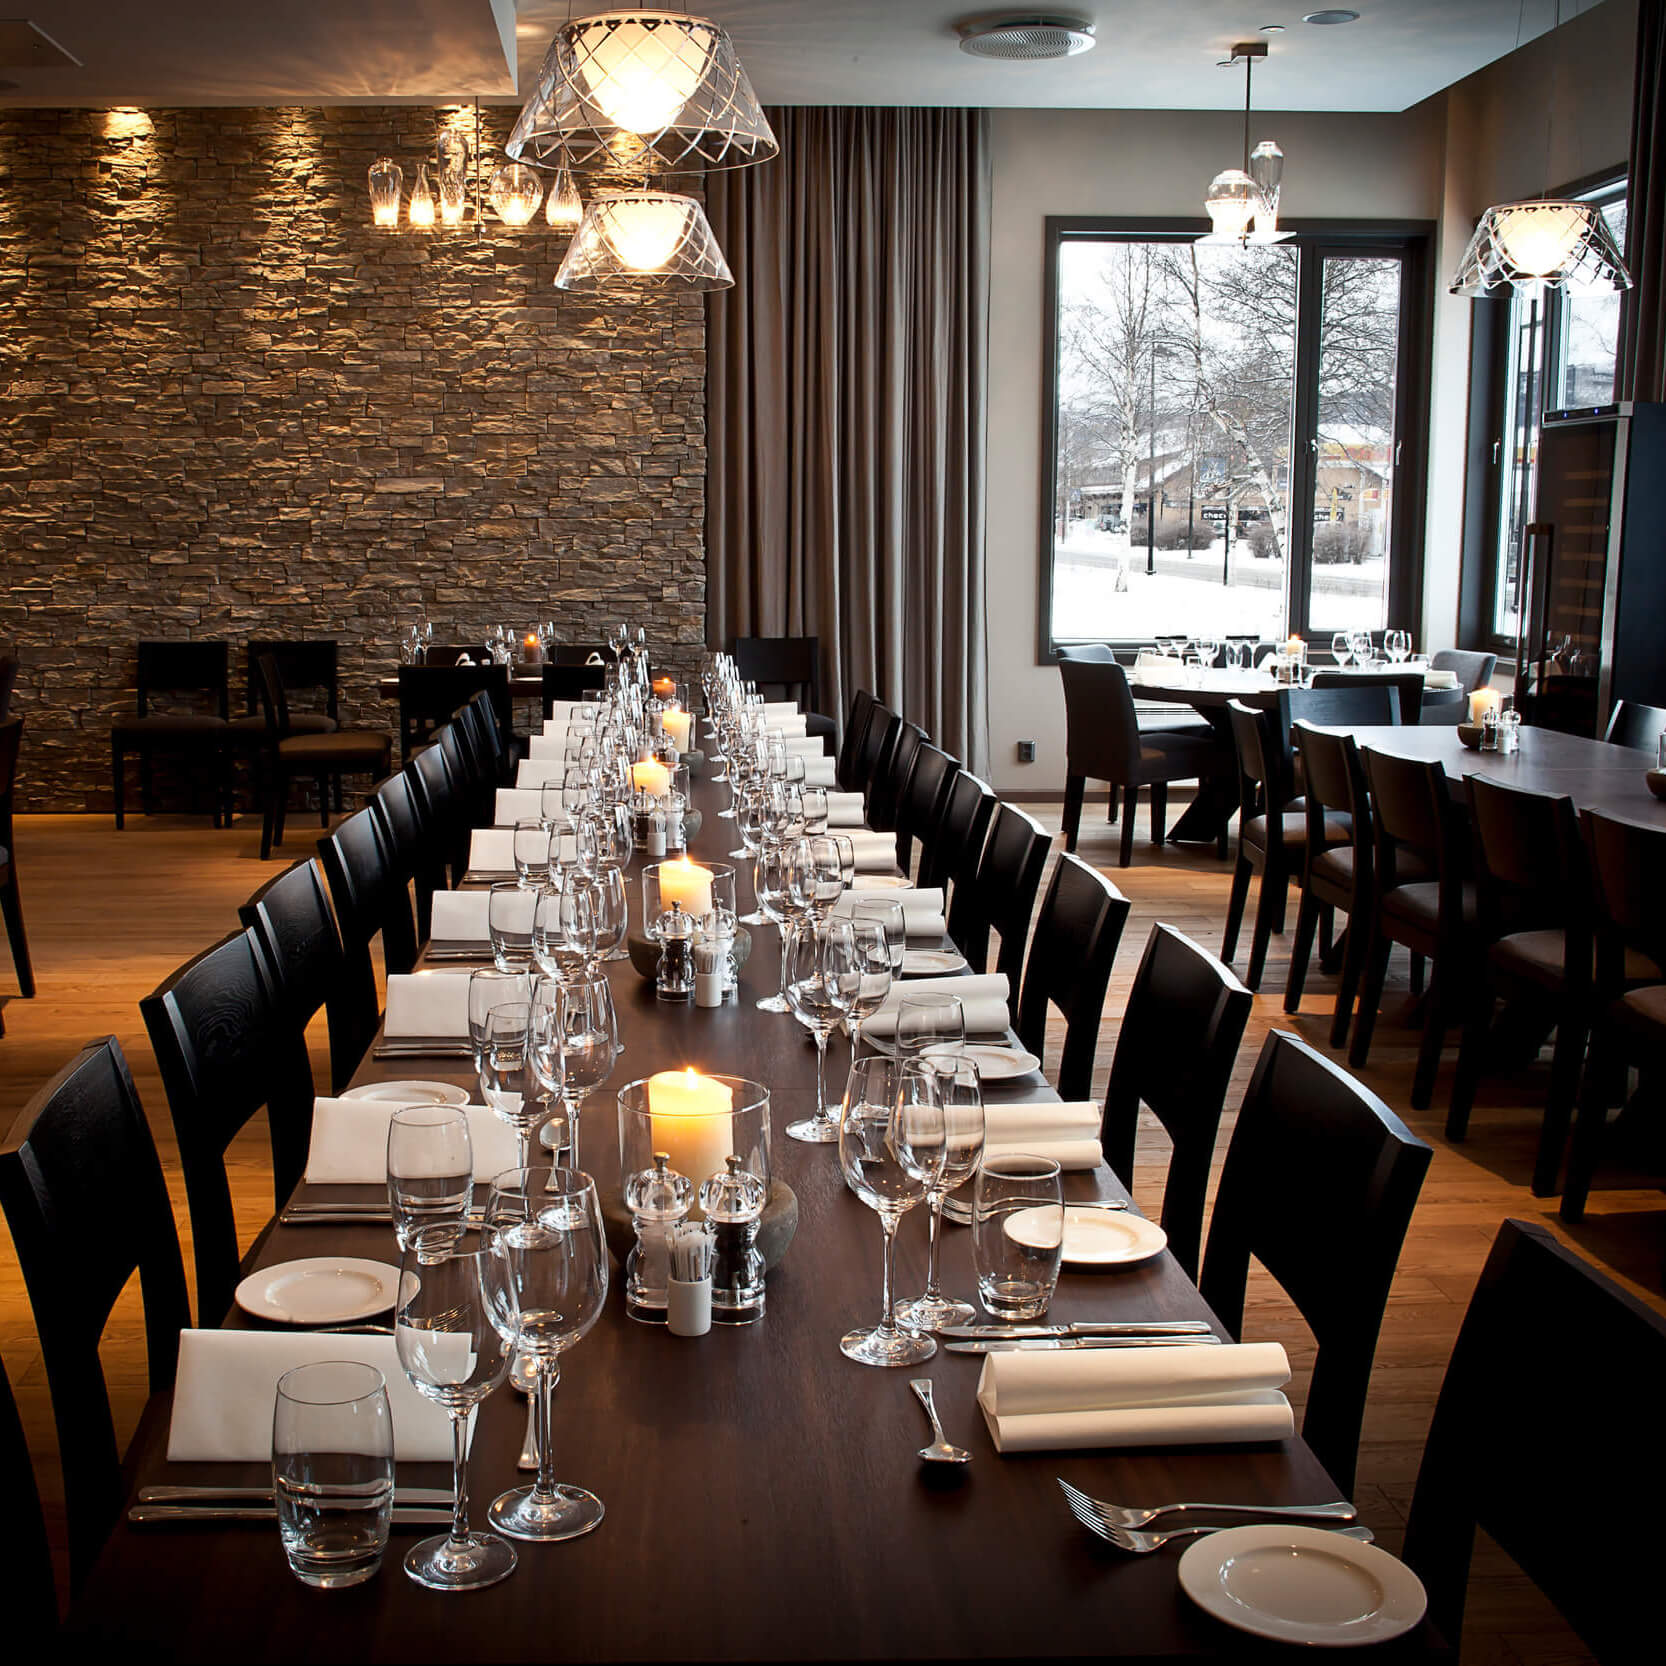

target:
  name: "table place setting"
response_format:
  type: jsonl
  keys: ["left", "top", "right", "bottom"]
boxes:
{"left": 377, "top": 971, "right": 474, "bottom": 1058}
{"left": 833, "top": 884, "right": 948, "bottom": 937}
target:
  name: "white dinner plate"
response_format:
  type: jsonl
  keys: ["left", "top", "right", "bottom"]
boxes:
{"left": 923, "top": 1042, "right": 1042, "bottom": 1082}
{"left": 903, "top": 948, "right": 968, "bottom": 976}
{"left": 1004, "top": 1204, "right": 1167, "bottom": 1266}
{"left": 341, "top": 1080, "right": 470, "bottom": 1107}
{"left": 1178, "top": 1525, "right": 1427, "bottom": 1648}
{"left": 235, "top": 1258, "right": 403, "bottom": 1326}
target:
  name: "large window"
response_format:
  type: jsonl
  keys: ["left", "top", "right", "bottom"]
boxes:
{"left": 1040, "top": 221, "right": 1431, "bottom": 656}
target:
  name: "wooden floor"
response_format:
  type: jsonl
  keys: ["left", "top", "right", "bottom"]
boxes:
{"left": 3, "top": 801, "right": 1662, "bottom": 1660}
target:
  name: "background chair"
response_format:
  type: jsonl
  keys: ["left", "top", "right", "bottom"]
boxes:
{"left": 540, "top": 662, "right": 607, "bottom": 713}
{"left": 948, "top": 801, "right": 1048, "bottom": 988}
{"left": 1199, "top": 1031, "right": 1431, "bottom": 1496}
{"left": 1310, "top": 668, "right": 1426, "bottom": 722}
{"left": 1055, "top": 643, "right": 1114, "bottom": 662}
{"left": 0, "top": 1038, "right": 191, "bottom": 1585}
{"left": 733, "top": 636, "right": 834, "bottom": 740}
{"left": 371, "top": 769, "right": 443, "bottom": 944}
{"left": 110, "top": 640, "right": 231, "bottom": 828}
{"left": 1403, "top": 1219, "right": 1666, "bottom": 1659}
{"left": 397, "top": 664, "right": 510, "bottom": 765}
{"left": 318, "top": 807, "right": 419, "bottom": 1001}
{"left": 1603, "top": 697, "right": 1666, "bottom": 755}
{"left": 1102, "top": 925, "right": 1251, "bottom": 1279}
{"left": 410, "top": 736, "right": 472, "bottom": 888}
{"left": 865, "top": 715, "right": 925, "bottom": 835}
{"left": 0, "top": 1349, "right": 53, "bottom": 1636}
{"left": 894, "top": 741, "right": 958, "bottom": 880}
{"left": 836, "top": 688, "right": 877, "bottom": 792}
{"left": 237, "top": 639, "right": 338, "bottom": 736}
{"left": 0, "top": 716, "right": 35, "bottom": 1024}
{"left": 0, "top": 645, "right": 18, "bottom": 720}
{"left": 1428, "top": 647, "right": 1497, "bottom": 700}
{"left": 920, "top": 766, "right": 995, "bottom": 897}
{"left": 1015, "top": 854, "right": 1129, "bottom": 1100}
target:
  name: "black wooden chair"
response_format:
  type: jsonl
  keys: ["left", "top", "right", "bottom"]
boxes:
{"left": 0, "top": 646, "right": 17, "bottom": 720}
{"left": 1604, "top": 697, "right": 1666, "bottom": 755}
{"left": 1310, "top": 668, "right": 1425, "bottom": 721}
{"left": 239, "top": 857, "right": 371, "bottom": 1096}
{"left": 540, "top": 662, "right": 606, "bottom": 713}
{"left": 236, "top": 639, "right": 339, "bottom": 737}
{"left": 733, "top": 635, "right": 834, "bottom": 741}
{"left": 0, "top": 717, "right": 35, "bottom": 1027}
{"left": 141, "top": 929, "right": 316, "bottom": 1325}
{"left": 460, "top": 688, "right": 515, "bottom": 787}
{"left": 895, "top": 741, "right": 958, "bottom": 881}
{"left": 1199, "top": 1030, "right": 1431, "bottom": 1496}
{"left": 836, "top": 688, "right": 878, "bottom": 792}
{"left": 319, "top": 806, "right": 419, "bottom": 1017}
{"left": 372, "top": 769, "right": 443, "bottom": 945}
{"left": 0, "top": 1038, "right": 192, "bottom": 1586}
{"left": 253, "top": 655, "right": 391, "bottom": 860}
{"left": 1058, "top": 659, "right": 1222, "bottom": 866}
{"left": 0, "top": 1348, "right": 53, "bottom": 1637}
{"left": 866, "top": 715, "right": 926, "bottom": 836}
{"left": 1102, "top": 925, "right": 1251, "bottom": 1279}
{"left": 920, "top": 766, "right": 995, "bottom": 897}
{"left": 1015, "top": 854, "right": 1129, "bottom": 1100}
{"left": 849, "top": 698, "right": 895, "bottom": 806}
{"left": 398, "top": 663, "right": 510, "bottom": 765}
{"left": 948, "top": 801, "right": 1049, "bottom": 989}
{"left": 410, "top": 738, "right": 472, "bottom": 888}
{"left": 438, "top": 721, "right": 490, "bottom": 836}
{"left": 110, "top": 640, "right": 232, "bottom": 828}
{"left": 1350, "top": 747, "right": 1478, "bottom": 1108}
{"left": 1403, "top": 1218, "right": 1666, "bottom": 1659}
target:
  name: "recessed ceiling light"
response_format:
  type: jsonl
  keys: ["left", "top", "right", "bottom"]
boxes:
{"left": 1260, "top": 23, "right": 1287, "bottom": 32}
{"left": 1303, "top": 8, "right": 1360, "bottom": 22}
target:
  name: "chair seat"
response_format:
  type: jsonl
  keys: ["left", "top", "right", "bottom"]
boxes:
{"left": 1135, "top": 731, "right": 1222, "bottom": 779}
{"left": 1245, "top": 810, "right": 1351, "bottom": 853}
{"left": 1492, "top": 930, "right": 1660, "bottom": 992}
{"left": 804, "top": 712, "right": 837, "bottom": 743}
{"left": 1381, "top": 880, "right": 1478, "bottom": 932}
{"left": 1137, "top": 712, "right": 1211, "bottom": 737}
{"left": 1611, "top": 983, "right": 1666, "bottom": 1051}
{"left": 231, "top": 712, "right": 336, "bottom": 737}
{"left": 277, "top": 731, "right": 390, "bottom": 769}
{"left": 1311, "top": 845, "right": 1433, "bottom": 890}
{"left": 113, "top": 714, "right": 228, "bottom": 737}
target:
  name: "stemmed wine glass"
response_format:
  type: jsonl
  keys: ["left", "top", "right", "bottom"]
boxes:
{"left": 477, "top": 1002, "right": 545, "bottom": 1172}
{"left": 844, "top": 915, "right": 894, "bottom": 1053}
{"left": 482, "top": 1169, "right": 609, "bottom": 1543}
{"left": 590, "top": 864, "right": 630, "bottom": 963}
{"left": 394, "top": 1228, "right": 516, "bottom": 1591}
{"left": 752, "top": 837, "right": 811, "bottom": 1012}
{"left": 529, "top": 972, "right": 618, "bottom": 1171}
{"left": 532, "top": 877, "right": 601, "bottom": 983}
{"left": 1385, "top": 628, "right": 1412, "bottom": 663}
{"left": 1331, "top": 632, "right": 1352, "bottom": 668}
{"left": 837, "top": 1057, "right": 946, "bottom": 1367}
{"left": 894, "top": 1055, "right": 986, "bottom": 1332}
{"left": 783, "top": 916, "right": 862, "bottom": 1144}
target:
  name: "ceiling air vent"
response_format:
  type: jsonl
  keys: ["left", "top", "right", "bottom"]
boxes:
{"left": 957, "top": 15, "right": 1096, "bottom": 61}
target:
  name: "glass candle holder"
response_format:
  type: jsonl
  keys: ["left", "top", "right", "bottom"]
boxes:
{"left": 641, "top": 860, "right": 736, "bottom": 938}
{"left": 618, "top": 1074, "right": 771, "bottom": 1210}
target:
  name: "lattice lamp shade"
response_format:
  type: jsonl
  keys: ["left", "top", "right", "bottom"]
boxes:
{"left": 552, "top": 189, "right": 734, "bottom": 293}
{"left": 1450, "top": 200, "right": 1632, "bottom": 297}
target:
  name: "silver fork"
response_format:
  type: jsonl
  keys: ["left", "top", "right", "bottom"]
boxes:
{"left": 1057, "top": 1478, "right": 1356, "bottom": 1532}
{"left": 1062, "top": 1489, "right": 1371, "bottom": 1554}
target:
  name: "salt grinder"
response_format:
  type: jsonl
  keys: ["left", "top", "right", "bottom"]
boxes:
{"left": 655, "top": 901, "right": 696, "bottom": 1002}
{"left": 699, "top": 1155, "right": 767, "bottom": 1324}
{"left": 624, "top": 1153, "right": 693, "bottom": 1323}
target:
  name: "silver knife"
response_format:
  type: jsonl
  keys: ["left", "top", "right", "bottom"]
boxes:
{"left": 937, "top": 1321, "right": 1214, "bottom": 1340}
{"left": 138, "top": 1484, "right": 452, "bottom": 1507}
{"left": 129, "top": 1505, "right": 454, "bottom": 1526}
{"left": 945, "top": 1335, "right": 1222, "bottom": 1354}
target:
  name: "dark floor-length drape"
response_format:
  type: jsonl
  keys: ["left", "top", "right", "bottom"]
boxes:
{"left": 705, "top": 107, "right": 990, "bottom": 772}
{"left": 1620, "top": 0, "right": 1666, "bottom": 401}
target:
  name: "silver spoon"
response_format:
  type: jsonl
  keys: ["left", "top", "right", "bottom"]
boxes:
{"left": 909, "top": 1378, "right": 970, "bottom": 1465}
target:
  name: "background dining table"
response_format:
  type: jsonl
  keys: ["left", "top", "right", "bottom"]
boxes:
{"left": 65, "top": 752, "right": 1447, "bottom": 1661}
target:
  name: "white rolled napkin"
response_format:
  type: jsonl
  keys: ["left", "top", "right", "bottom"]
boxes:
{"left": 981, "top": 1101, "right": 1103, "bottom": 1172}
{"left": 304, "top": 1097, "right": 520, "bottom": 1184}
{"left": 835, "top": 886, "right": 946, "bottom": 936}
{"left": 845, "top": 829, "right": 901, "bottom": 874}
{"left": 468, "top": 828, "right": 516, "bottom": 874}
{"left": 383, "top": 972, "right": 471, "bottom": 1038}
{"left": 540, "top": 701, "right": 595, "bottom": 730}
{"left": 761, "top": 701, "right": 801, "bottom": 721}
{"left": 781, "top": 734, "right": 826, "bottom": 757}
{"left": 975, "top": 1342, "right": 1293, "bottom": 1454}
{"left": 516, "top": 760, "right": 565, "bottom": 788}
{"left": 495, "top": 787, "right": 546, "bottom": 826}
{"left": 827, "top": 791, "right": 867, "bottom": 828}
{"left": 863, "top": 972, "right": 1010, "bottom": 1039}
{"left": 429, "top": 889, "right": 490, "bottom": 943}
{"left": 168, "top": 1330, "right": 465, "bottom": 1464}
{"left": 1422, "top": 668, "right": 1460, "bottom": 690}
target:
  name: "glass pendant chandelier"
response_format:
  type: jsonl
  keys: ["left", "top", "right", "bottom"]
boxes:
{"left": 367, "top": 157, "right": 404, "bottom": 228}
{"left": 1200, "top": 43, "right": 1290, "bottom": 246}
{"left": 545, "top": 167, "right": 584, "bottom": 230}
{"left": 408, "top": 164, "right": 436, "bottom": 228}
{"left": 553, "top": 189, "right": 733, "bottom": 292}
{"left": 507, "top": 10, "right": 778, "bottom": 175}
{"left": 437, "top": 129, "right": 470, "bottom": 225}
{"left": 489, "top": 161, "right": 545, "bottom": 226}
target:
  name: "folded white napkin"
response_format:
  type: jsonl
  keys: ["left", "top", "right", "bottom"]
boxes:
{"left": 168, "top": 1330, "right": 465, "bottom": 1463}
{"left": 1422, "top": 668, "right": 1460, "bottom": 690}
{"left": 781, "top": 734, "right": 826, "bottom": 757}
{"left": 845, "top": 829, "right": 901, "bottom": 874}
{"left": 802, "top": 756, "right": 837, "bottom": 788}
{"left": 384, "top": 972, "right": 471, "bottom": 1038}
{"left": 835, "top": 886, "right": 946, "bottom": 936}
{"left": 468, "top": 829, "right": 516, "bottom": 874}
{"left": 494, "top": 787, "right": 548, "bottom": 826}
{"left": 527, "top": 733, "right": 569, "bottom": 759}
{"left": 304, "top": 1097, "right": 520, "bottom": 1184}
{"left": 827, "top": 791, "right": 867, "bottom": 828}
{"left": 515, "top": 760, "right": 566, "bottom": 789}
{"left": 981, "top": 1101, "right": 1103, "bottom": 1172}
{"left": 976, "top": 1342, "right": 1293, "bottom": 1454}
{"left": 429, "top": 889, "right": 490, "bottom": 943}
{"left": 864, "top": 973, "right": 1010, "bottom": 1039}
{"left": 762, "top": 701, "right": 801, "bottom": 721}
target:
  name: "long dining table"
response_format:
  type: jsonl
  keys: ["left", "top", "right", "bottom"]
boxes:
{"left": 67, "top": 747, "right": 1446, "bottom": 1661}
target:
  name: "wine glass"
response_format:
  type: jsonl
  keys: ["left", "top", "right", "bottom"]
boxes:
{"left": 1385, "top": 628, "right": 1412, "bottom": 664}
{"left": 1349, "top": 629, "right": 1374, "bottom": 666}
{"left": 752, "top": 838, "right": 807, "bottom": 1013}
{"left": 386, "top": 1104, "right": 474, "bottom": 1251}
{"left": 529, "top": 972, "right": 618, "bottom": 1172}
{"left": 591, "top": 864, "right": 630, "bottom": 963}
{"left": 837, "top": 1057, "right": 946, "bottom": 1367}
{"left": 1331, "top": 631, "right": 1352, "bottom": 668}
{"left": 394, "top": 1228, "right": 516, "bottom": 1591}
{"left": 896, "top": 992, "right": 966, "bottom": 1057}
{"left": 532, "top": 876, "right": 600, "bottom": 983}
{"left": 783, "top": 917, "right": 862, "bottom": 1144}
{"left": 894, "top": 1055, "right": 986, "bottom": 1332}
{"left": 804, "top": 835, "right": 847, "bottom": 919}
{"left": 482, "top": 1169, "right": 609, "bottom": 1543}
{"left": 844, "top": 916, "right": 894, "bottom": 1052}
{"left": 478, "top": 1002, "right": 543, "bottom": 1171}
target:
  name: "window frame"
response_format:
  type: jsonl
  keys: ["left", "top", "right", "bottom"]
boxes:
{"left": 1036, "top": 216, "right": 1436, "bottom": 664}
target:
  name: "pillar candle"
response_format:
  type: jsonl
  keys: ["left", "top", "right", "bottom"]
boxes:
{"left": 661, "top": 706, "right": 693, "bottom": 751}
{"left": 648, "top": 1069, "right": 735, "bottom": 1188}
{"left": 1469, "top": 688, "right": 1502, "bottom": 724}
{"left": 652, "top": 677, "right": 677, "bottom": 700}
{"left": 631, "top": 757, "right": 672, "bottom": 797}
{"left": 656, "top": 856, "right": 714, "bottom": 919}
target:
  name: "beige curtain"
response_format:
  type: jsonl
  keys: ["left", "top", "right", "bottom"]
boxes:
{"left": 705, "top": 107, "right": 990, "bottom": 772}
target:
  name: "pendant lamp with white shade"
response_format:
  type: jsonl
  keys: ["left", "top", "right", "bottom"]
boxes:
{"left": 1199, "top": 43, "right": 1290, "bottom": 246}
{"left": 553, "top": 188, "right": 733, "bottom": 292}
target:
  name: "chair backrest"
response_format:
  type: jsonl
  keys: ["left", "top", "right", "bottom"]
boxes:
{"left": 135, "top": 639, "right": 229, "bottom": 719}
{"left": 318, "top": 806, "right": 418, "bottom": 980}
{"left": 1417, "top": 685, "right": 1469, "bottom": 726}
{"left": 852, "top": 699, "right": 895, "bottom": 802}
{"left": 836, "top": 688, "right": 877, "bottom": 791}
{"left": 1281, "top": 683, "right": 1401, "bottom": 731}
{"left": 896, "top": 741, "right": 958, "bottom": 878}
{"left": 0, "top": 649, "right": 18, "bottom": 721}
{"left": 419, "top": 643, "right": 488, "bottom": 668}
{"left": 459, "top": 688, "right": 509, "bottom": 788}
{"left": 867, "top": 717, "right": 925, "bottom": 834}
{"left": 371, "top": 769, "right": 443, "bottom": 944}
{"left": 956, "top": 801, "right": 1049, "bottom": 986}
{"left": 410, "top": 739, "right": 471, "bottom": 886}
{"left": 0, "top": 1037, "right": 191, "bottom": 1587}
{"left": 1361, "top": 746, "right": 1458, "bottom": 888}
{"left": 141, "top": 930, "right": 316, "bottom": 1326}
{"left": 0, "top": 716, "right": 20, "bottom": 850}
{"left": 1102, "top": 925, "right": 1251, "bottom": 1280}
{"left": 547, "top": 643, "right": 608, "bottom": 667}
{"left": 255, "top": 652, "right": 293, "bottom": 738}
{"left": 1226, "top": 700, "right": 1294, "bottom": 826}
{"left": 397, "top": 664, "right": 509, "bottom": 760}
{"left": 1468, "top": 777, "right": 1586, "bottom": 949}
{"left": 540, "top": 662, "right": 607, "bottom": 713}
{"left": 1015, "top": 855, "right": 1130, "bottom": 1100}
{"left": 922, "top": 766, "right": 996, "bottom": 895}
{"left": 1199, "top": 1030, "right": 1431, "bottom": 1495}
{"left": 245, "top": 639, "right": 339, "bottom": 719}
{"left": 0, "top": 1348, "right": 53, "bottom": 1632}
{"left": 239, "top": 857, "right": 369, "bottom": 1097}
{"left": 1310, "top": 669, "right": 1424, "bottom": 721}
{"left": 1429, "top": 647, "right": 1497, "bottom": 697}
{"left": 1056, "top": 642, "right": 1115, "bottom": 662}
{"left": 1603, "top": 697, "right": 1666, "bottom": 755}
{"left": 1581, "top": 807, "right": 1666, "bottom": 982}
{"left": 734, "top": 636, "right": 821, "bottom": 711}
{"left": 1402, "top": 1218, "right": 1666, "bottom": 1657}
{"left": 1292, "top": 721, "right": 1373, "bottom": 886}
{"left": 1058, "top": 659, "right": 1140, "bottom": 784}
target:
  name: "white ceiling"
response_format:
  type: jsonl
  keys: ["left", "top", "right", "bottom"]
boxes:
{"left": 0, "top": 0, "right": 1611, "bottom": 113}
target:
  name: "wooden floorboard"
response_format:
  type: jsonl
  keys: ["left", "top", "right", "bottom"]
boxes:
{"left": 3, "top": 803, "right": 1661, "bottom": 1658}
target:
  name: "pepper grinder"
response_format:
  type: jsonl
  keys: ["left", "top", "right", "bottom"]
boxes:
{"left": 624, "top": 1153, "right": 693, "bottom": 1323}
{"left": 699, "top": 1155, "right": 768, "bottom": 1324}
{"left": 655, "top": 901, "right": 696, "bottom": 1003}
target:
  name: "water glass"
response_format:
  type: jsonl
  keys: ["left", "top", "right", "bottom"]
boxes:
{"left": 533, "top": 874, "right": 601, "bottom": 981}
{"left": 513, "top": 820, "right": 552, "bottom": 888}
{"left": 273, "top": 1361, "right": 394, "bottom": 1590}
{"left": 896, "top": 992, "right": 965, "bottom": 1056}
{"left": 851, "top": 897, "right": 906, "bottom": 977}
{"left": 799, "top": 786, "right": 829, "bottom": 834}
{"left": 386, "top": 1104, "right": 474, "bottom": 1250}
{"left": 468, "top": 968, "right": 532, "bottom": 1074}
{"left": 487, "top": 882, "right": 536, "bottom": 972}
{"left": 973, "top": 1155, "right": 1064, "bottom": 1320}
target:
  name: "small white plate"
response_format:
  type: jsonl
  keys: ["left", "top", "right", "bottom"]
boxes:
{"left": 924, "top": 1042, "right": 1041, "bottom": 1082}
{"left": 341, "top": 1080, "right": 470, "bottom": 1107}
{"left": 903, "top": 948, "right": 968, "bottom": 976}
{"left": 1006, "top": 1205, "right": 1167, "bottom": 1266}
{"left": 235, "top": 1259, "right": 403, "bottom": 1326}
{"left": 1178, "top": 1525, "right": 1427, "bottom": 1647}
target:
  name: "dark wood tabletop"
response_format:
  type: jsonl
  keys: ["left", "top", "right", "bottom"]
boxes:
{"left": 376, "top": 674, "right": 548, "bottom": 700}
{"left": 67, "top": 766, "right": 1446, "bottom": 1661}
